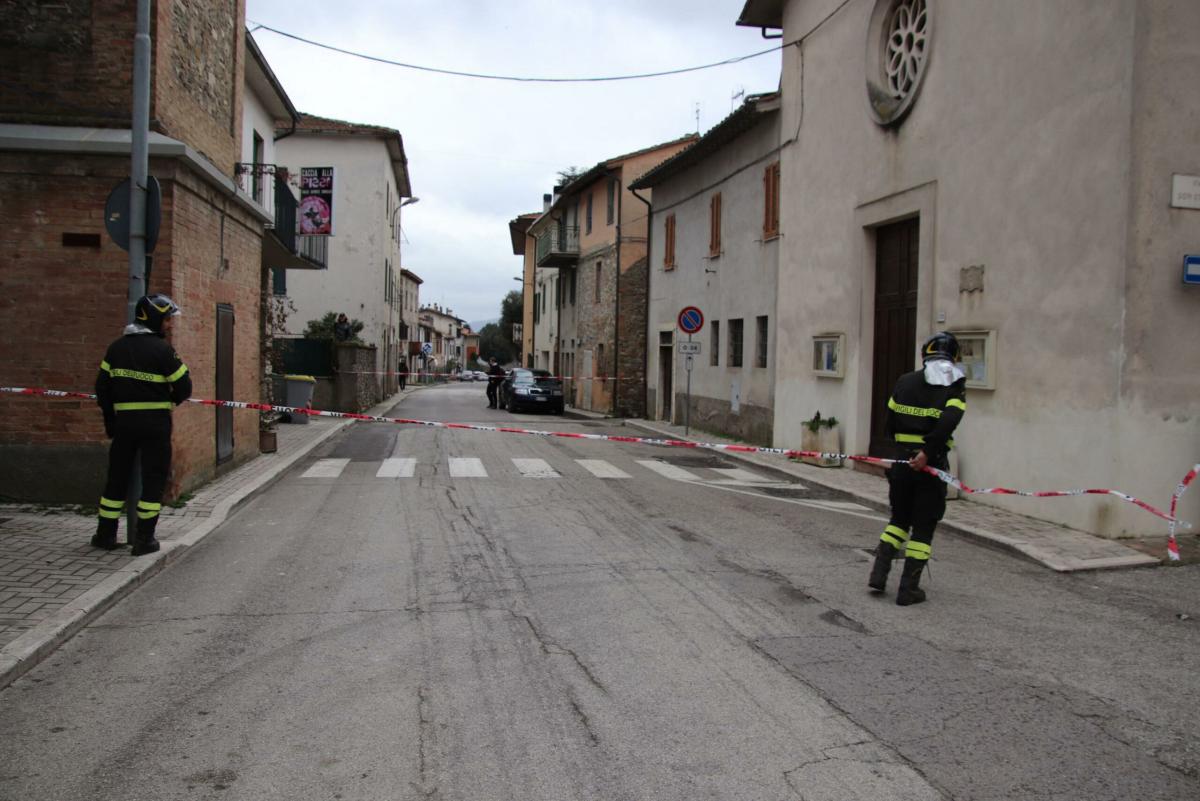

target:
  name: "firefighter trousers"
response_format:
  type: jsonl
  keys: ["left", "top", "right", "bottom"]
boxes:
{"left": 880, "top": 460, "right": 948, "bottom": 561}
{"left": 96, "top": 417, "right": 172, "bottom": 540}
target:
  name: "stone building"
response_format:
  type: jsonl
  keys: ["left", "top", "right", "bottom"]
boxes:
{"left": 525, "top": 135, "right": 697, "bottom": 415}
{"left": 632, "top": 93, "right": 782, "bottom": 444}
{"left": 736, "top": 0, "right": 1200, "bottom": 536}
{"left": 0, "top": 0, "right": 271, "bottom": 502}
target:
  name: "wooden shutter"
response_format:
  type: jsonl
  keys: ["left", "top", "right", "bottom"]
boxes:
{"left": 709, "top": 193, "right": 722, "bottom": 256}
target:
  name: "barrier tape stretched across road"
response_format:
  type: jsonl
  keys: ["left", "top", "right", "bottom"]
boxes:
{"left": 2, "top": 386, "right": 1195, "bottom": 547}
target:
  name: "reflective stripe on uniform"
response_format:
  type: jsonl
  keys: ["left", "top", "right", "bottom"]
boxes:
{"left": 113, "top": 401, "right": 173, "bottom": 411}
{"left": 136, "top": 501, "right": 161, "bottom": 520}
{"left": 880, "top": 524, "right": 909, "bottom": 548}
{"left": 99, "top": 360, "right": 112, "bottom": 374}
{"left": 108, "top": 367, "right": 168, "bottom": 383}
{"left": 888, "top": 397, "right": 941, "bottom": 418}
{"left": 98, "top": 496, "right": 124, "bottom": 519}
{"left": 165, "top": 364, "right": 189, "bottom": 383}
{"left": 905, "top": 541, "right": 932, "bottom": 560}
{"left": 945, "top": 398, "right": 966, "bottom": 411}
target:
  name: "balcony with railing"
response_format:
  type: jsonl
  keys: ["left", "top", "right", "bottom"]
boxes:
{"left": 236, "top": 162, "right": 326, "bottom": 269}
{"left": 535, "top": 224, "right": 579, "bottom": 267}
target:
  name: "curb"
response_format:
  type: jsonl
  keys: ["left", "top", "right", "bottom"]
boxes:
{"left": 0, "top": 392, "right": 403, "bottom": 690}
{"left": 622, "top": 419, "right": 1160, "bottom": 573}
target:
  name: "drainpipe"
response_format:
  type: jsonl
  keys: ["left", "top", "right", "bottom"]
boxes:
{"left": 612, "top": 173, "right": 621, "bottom": 416}
{"left": 630, "top": 185, "right": 652, "bottom": 419}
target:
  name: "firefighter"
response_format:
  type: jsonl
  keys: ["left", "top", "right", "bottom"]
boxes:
{"left": 92, "top": 294, "right": 192, "bottom": 556}
{"left": 868, "top": 331, "right": 966, "bottom": 605}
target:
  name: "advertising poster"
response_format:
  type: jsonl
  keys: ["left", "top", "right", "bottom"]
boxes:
{"left": 299, "top": 167, "right": 334, "bottom": 235}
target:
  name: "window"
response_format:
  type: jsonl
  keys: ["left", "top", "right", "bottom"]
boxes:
{"left": 763, "top": 161, "right": 780, "bottom": 238}
{"left": 251, "top": 131, "right": 264, "bottom": 203}
{"left": 755, "top": 316, "right": 768, "bottom": 368}
{"left": 709, "top": 192, "right": 722, "bottom": 257}
{"left": 728, "top": 318, "right": 744, "bottom": 367}
{"left": 606, "top": 178, "right": 616, "bottom": 225}
{"left": 271, "top": 266, "right": 286, "bottom": 296}
{"left": 664, "top": 213, "right": 677, "bottom": 270}
{"left": 586, "top": 192, "right": 593, "bottom": 234}
{"left": 554, "top": 276, "right": 560, "bottom": 309}
{"left": 568, "top": 269, "right": 576, "bottom": 304}
{"left": 710, "top": 320, "right": 720, "bottom": 366}
{"left": 594, "top": 261, "right": 602, "bottom": 303}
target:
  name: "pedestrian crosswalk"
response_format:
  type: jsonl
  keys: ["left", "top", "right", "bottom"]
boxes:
{"left": 298, "top": 456, "right": 802, "bottom": 488}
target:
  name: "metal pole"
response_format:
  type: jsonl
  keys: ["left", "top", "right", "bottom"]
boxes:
{"left": 685, "top": 334, "right": 692, "bottom": 436}
{"left": 125, "top": 0, "right": 152, "bottom": 539}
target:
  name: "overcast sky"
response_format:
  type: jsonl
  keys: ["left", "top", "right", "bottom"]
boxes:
{"left": 247, "top": 1, "right": 782, "bottom": 325}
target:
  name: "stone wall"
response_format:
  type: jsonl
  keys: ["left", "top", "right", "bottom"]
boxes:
{"left": 334, "top": 344, "right": 380, "bottom": 412}
{"left": 676, "top": 392, "right": 773, "bottom": 447}
{"left": 572, "top": 244, "right": 616, "bottom": 412}
{"left": 615, "top": 256, "right": 647, "bottom": 417}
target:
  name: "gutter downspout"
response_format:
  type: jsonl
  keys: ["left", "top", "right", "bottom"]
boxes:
{"left": 612, "top": 173, "right": 621, "bottom": 416}
{"left": 630, "top": 185, "right": 652, "bottom": 420}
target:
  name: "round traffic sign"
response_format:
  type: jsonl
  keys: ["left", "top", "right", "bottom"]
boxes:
{"left": 677, "top": 306, "right": 704, "bottom": 334}
{"left": 421, "top": 342, "right": 433, "bottom": 355}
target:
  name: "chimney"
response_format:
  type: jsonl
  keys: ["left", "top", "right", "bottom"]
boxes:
{"left": 542, "top": 193, "right": 552, "bottom": 212}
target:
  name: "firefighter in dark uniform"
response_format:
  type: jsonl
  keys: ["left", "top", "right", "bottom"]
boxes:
{"left": 485, "top": 357, "right": 504, "bottom": 409}
{"left": 868, "top": 331, "right": 966, "bottom": 605}
{"left": 92, "top": 295, "right": 192, "bottom": 555}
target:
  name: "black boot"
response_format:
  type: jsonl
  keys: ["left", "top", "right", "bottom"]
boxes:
{"left": 868, "top": 541, "right": 898, "bottom": 592}
{"left": 130, "top": 520, "right": 160, "bottom": 556}
{"left": 896, "top": 558, "right": 927, "bottom": 606}
{"left": 90, "top": 520, "right": 121, "bottom": 551}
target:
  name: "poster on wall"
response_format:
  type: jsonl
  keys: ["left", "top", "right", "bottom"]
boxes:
{"left": 299, "top": 167, "right": 334, "bottom": 235}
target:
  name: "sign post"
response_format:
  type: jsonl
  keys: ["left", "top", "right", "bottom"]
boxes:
{"left": 677, "top": 306, "right": 704, "bottom": 436}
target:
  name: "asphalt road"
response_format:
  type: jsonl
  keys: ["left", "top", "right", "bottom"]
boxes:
{"left": 2, "top": 384, "right": 1197, "bottom": 800}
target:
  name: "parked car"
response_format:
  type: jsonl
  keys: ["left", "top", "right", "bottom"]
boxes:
{"left": 500, "top": 368, "right": 564, "bottom": 414}
{"left": 471, "top": 370, "right": 488, "bottom": 381}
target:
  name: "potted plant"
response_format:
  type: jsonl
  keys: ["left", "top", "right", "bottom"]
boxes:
{"left": 799, "top": 411, "right": 842, "bottom": 467}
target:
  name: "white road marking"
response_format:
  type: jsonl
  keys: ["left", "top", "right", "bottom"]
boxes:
{"left": 709, "top": 467, "right": 792, "bottom": 485}
{"left": 576, "top": 459, "right": 632, "bottom": 479}
{"left": 513, "top": 458, "right": 560, "bottom": 478}
{"left": 448, "top": 457, "right": 488, "bottom": 478}
{"left": 301, "top": 458, "right": 350, "bottom": 479}
{"left": 813, "top": 500, "right": 873, "bottom": 512}
{"left": 376, "top": 457, "right": 417, "bottom": 478}
{"left": 637, "top": 460, "right": 701, "bottom": 481}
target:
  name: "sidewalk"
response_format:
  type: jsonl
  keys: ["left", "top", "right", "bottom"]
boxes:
{"left": 0, "top": 390, "right": 414, "bottom": 690}
{"left": 622, "top": 418, "right": 1162, "bottom": 574}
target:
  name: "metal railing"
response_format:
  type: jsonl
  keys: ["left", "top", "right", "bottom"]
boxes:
{"left": 535, "top": 224, "right": 580, "bottom": 265}
{"left": 298, "top": 234, "right": 328, "bottom": 267}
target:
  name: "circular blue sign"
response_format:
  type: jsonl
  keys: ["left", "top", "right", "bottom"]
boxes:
{"left": 677, "top": 306, "right": 704, "bottom": 334}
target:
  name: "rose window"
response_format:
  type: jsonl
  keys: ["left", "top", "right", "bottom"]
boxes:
{"left": 885, "top": 0, "right": 928, "bottom": 100}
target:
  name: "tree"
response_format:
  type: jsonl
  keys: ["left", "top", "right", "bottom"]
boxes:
{"left": 499, "top": 290, "right": 523, "bottom": 345}
{"left": 478, "top": 322, "right": 515, "bottom": 365}
{"left": 303, "top": 311, "right": 364, "bottom": 342}
{"left": 556, "top": 166, "right": 583, "bottom": 186}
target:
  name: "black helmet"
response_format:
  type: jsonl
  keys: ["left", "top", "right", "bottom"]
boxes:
{"left": 135, "top": 294, "right": 181, "bottom": 333}
{"left": 921, "top": 331, "right": 960, "bottom": 363}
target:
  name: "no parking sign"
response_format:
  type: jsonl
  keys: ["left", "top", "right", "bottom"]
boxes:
{"left": 677, "top": 306, "right": 704, "bottom": 335}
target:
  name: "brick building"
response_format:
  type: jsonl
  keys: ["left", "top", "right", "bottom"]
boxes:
{"left": 0, "top": 0, "right": 270, "bottom": 503}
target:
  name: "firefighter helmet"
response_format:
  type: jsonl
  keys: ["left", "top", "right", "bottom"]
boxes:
{"left": 921, "top": 331, "right": 960, "bottom": 363}
{"left": 135, "top": 294, "right": 181, "bottom": 333}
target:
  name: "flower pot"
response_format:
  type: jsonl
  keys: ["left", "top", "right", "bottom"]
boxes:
{"left": 259, "top": 429, "right": 278, "bottom": 453}
{"left": 800, "top": 425, "right": 842, "bottom": 467}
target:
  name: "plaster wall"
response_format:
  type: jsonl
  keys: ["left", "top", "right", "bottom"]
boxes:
{"left": 772, "top": 0, "right": 1196, "bottom": 535}
{"left": 645, "top": 115, "right": 780, "bottom": 443}
{"left": 274, "top": 135, "right": 403, "bottom": 386}
{"left": 240, "top": 88, "right": 278, "bottom": 170}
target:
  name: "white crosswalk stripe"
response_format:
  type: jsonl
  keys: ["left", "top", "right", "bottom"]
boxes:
{"left": 448, "top": 457, "right": 487, "bottom": 478}
{"left": 710, "top": 467, "right": 770, "bottom": 483}
{"left": 301, "top": 458, "right": 350, "bottom": 479}
{"left": 636, "top": 460, "right": 700, "bottom": 481}
{"left": 512, "top": 458, "right": 560, "bottom": 478}
{"left": 376, "top": 457, "right": 417, "bottom": 478}
{"left": 575, "top": 459, "right": 632, "bottom": 479}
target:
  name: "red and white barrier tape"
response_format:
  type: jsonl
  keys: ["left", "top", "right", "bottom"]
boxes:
{"left": 2, "top": 386, "right": 1194, "bottom": 534}
{"left": 329, "top": 370, "right": 618, "bottom": 381}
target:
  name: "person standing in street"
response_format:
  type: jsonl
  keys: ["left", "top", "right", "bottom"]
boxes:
{"left": 398, "top": 356, "right": 408, "bottom": 391}
{"left": 485, "top": 357, "right": 504, "bottom": 409}
{"left": 92, "top": 295, "right": 192, "bottom": 556}
{"left": 333, "top": 313, "right": 352, "bottom": 342}
{"left": 868, "top": 331, "right": 966, "bottom": 605}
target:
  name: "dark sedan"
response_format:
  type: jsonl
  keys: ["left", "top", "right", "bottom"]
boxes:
{"left": 500, "top": 368, "right": 565, "bottom": 414}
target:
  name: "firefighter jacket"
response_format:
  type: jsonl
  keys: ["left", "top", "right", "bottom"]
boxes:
{"left": 884, "top": 370, "right": 966, "bottom": 462}
{"left": 95, "top": 331, "right": 191, "bottom": 426}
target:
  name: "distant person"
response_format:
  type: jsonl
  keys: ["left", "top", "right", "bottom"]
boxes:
{"left": 868, "top": 332, "right": 966, "bottom": 605}
{"left": 93, "top": 295, "right": 192, "bottom": 556}
{"left": 398, "top": 356, "right": 408, "bottom": 391}
{"left": 485, "top": 357, "right": 505, "bottom": 409}
{"left": 333, "top": 313, "right": 351, "bottom": 342}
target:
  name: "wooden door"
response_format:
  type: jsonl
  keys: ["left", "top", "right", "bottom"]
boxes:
{"left": 216, "top": 304, "right": 235, "bottom": 464}
{"left": 869, "top": 218, "right": 919, "bottom": 457}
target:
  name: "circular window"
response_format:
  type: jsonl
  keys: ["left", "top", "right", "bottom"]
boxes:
{"left": 865, "top": 0, "right": 933, "bottom": 127}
